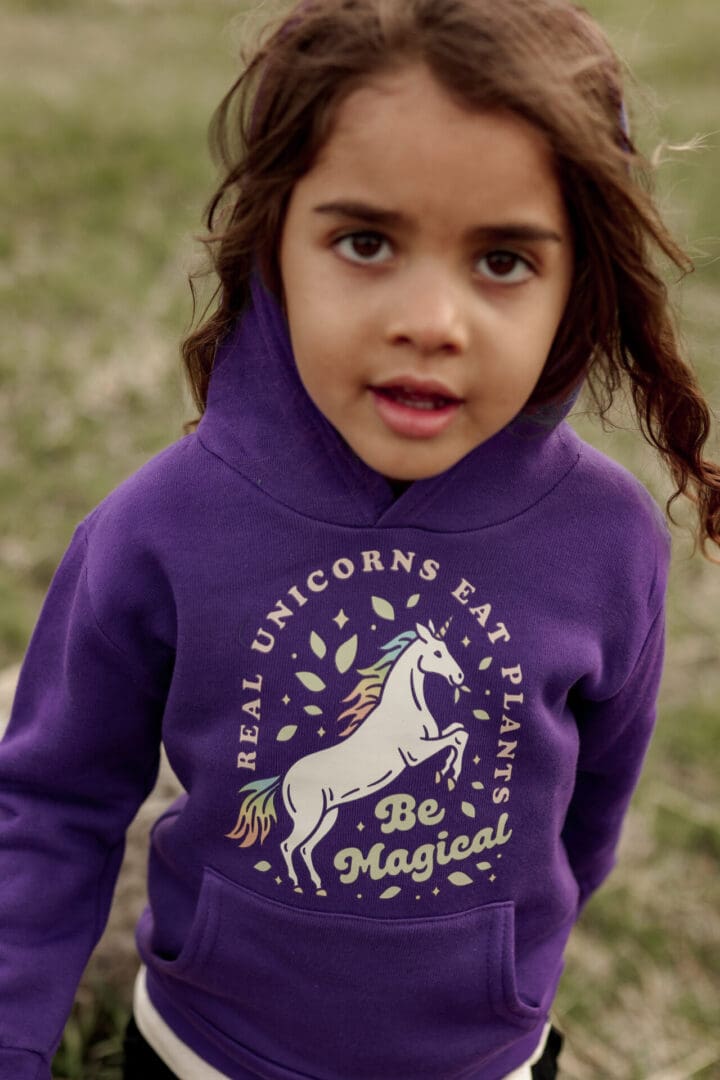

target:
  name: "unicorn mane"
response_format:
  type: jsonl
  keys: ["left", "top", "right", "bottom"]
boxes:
{"left": 336, "top": 629, "right": 417, "bottom": 737}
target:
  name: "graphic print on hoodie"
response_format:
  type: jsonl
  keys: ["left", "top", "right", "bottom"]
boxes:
{"left": 225, "top": 574, "right": 521, "bottom": 903}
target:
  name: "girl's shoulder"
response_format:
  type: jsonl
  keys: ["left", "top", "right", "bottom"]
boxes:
{"left": 86, "top": 434, "right": 200, "bottom": 524}
{"left": 82, "top": 430, "right": 243, "bottom": 547}
{"left": 562, "top": 423, "right": 671, "bottom": 544}
{"left": 77, "top": 432, "right": 229, "bottom": 601}
{"left": 554, "top": 425, "right": 672, "bottom": 613}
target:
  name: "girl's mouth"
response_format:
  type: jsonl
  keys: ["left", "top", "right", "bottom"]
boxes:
{"left": 370, "top": 384, "right": 462, "bottom": 438}
{"left": 373, "top": 386, "right": 458, "bottom": 410}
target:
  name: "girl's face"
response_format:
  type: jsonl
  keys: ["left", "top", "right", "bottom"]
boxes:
{"left": 279, "top": 64, "right": 574, "bottom": 481}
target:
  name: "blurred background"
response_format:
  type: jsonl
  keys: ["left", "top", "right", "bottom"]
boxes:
{"left": 1, "top": 0, "right": 718, "bottom": 1076}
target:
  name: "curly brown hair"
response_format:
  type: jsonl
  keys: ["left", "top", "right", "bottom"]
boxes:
{"left": 182, "top": 0, "right": 720, "bottom": 555}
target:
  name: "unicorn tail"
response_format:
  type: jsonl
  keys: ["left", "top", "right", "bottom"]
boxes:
{"left": 226, "top": 776, "right": 280, "bottom": 847}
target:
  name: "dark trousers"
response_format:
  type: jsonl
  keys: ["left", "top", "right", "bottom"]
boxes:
{"left": 122, "top": 1014, "right": 177, "bottom": 1079}
{"left": 122, "top": 1014, "right": 563, "bottom": 1079}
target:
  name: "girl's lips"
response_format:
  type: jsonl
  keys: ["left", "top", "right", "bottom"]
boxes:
{"left": 370, "top": 386, "right": 462, "bottom": 439}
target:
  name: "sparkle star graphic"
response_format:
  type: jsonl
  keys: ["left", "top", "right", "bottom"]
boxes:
{"left": 473, "top": 755, "right": 481, "bottom": 765}
{"left": 333, "top": 609, "right": 349, "bottom": 629}
{"left": 462, "top": 636, "right": 471, "bottom": 647}
{"left": 282, "top": 694, "right": 290, "bottom": 705}
{"left": 357, "top": 822, "right": 365, "bottom": 832}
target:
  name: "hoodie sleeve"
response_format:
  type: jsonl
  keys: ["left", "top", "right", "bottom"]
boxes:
{"left": 0, "top": 521, "right": 173, "bottom": 1080}
{"left": 561, "top": 604, "right": 666, "bottom": 912}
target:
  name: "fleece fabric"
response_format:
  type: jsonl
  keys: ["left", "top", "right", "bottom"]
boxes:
{"left": 0, "top": 278, "right": 669, "bottom": 1080}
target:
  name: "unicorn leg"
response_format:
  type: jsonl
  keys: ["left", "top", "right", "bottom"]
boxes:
{"left": 422, "top": 727, "right": 468, "bottom": 786}
{"left": 280, "top": 781, "right": 328, "bottom": 891}
{"left": 300, "top": 807, "right": 339, "bottom": 894}
{"left": 437, "top": 749, "right": 455, "bottom": 782}
{"left": 442, "top": 728, "right": 468, "bottom": 783}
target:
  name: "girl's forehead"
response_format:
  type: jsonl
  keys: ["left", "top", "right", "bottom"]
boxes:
{"left": 318, "top": 63, "right": 554, "bottom": 171}
{"left": 301, "top": 64, "right": 567, "bottom": 232}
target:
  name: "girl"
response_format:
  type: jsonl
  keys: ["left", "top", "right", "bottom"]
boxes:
{"left": 1, "top": 1, "right": 719, "bottom": 1079}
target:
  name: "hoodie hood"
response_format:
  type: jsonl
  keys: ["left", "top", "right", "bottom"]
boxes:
{"left": 197, "top": 276, "right": 581, "bottom": 531}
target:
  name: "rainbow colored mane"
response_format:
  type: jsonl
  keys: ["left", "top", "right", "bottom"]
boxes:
{"left": 336, "top": 629, "right": 417, "bottom": 736}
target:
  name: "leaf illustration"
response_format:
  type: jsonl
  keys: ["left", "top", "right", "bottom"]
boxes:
{"left": 478, "top": 656, "right": 493, "bottom": 671}
{"left": 379, "top": 886, "right": 402, "bottom": 900}
{"left": 310, "top": 632, "right": 327, "bottom": 659}
{"left": 335, "top": 634, "right": 358, "bottom": 674}
{"left": 461, "top": 801, "right": 476, "bottom": 819}
{"left": 371, "top": 596, "right": 395, "bottom": 621}
{"left": 476, "top": 862, "right": 492, "bottom": 872}
{"left": 461, "top": 685, "right": 471, "bottom": 694}
{"left": 448, "top": 872, "right": 474, "bottom": 887}
{"left": 276, "top": 725, "right": 298, "bottom": 742}
{"left": 473, "top": 709, "right": 490, "bottom": 721}
{"left": 296, "top": 671, "right": 326, "bottom": 692}
{"left": 454, "top": 688, "right": 460, "bottom": 704}
{"left": 254, "top": 861, "right": 272, "bottom": 873}
{"left": 303, "top": 705, "right": 323, "bottom": 716}
{"left": 406, "top": 594, "right": 420, "bottom": 609}
{"left": 471, "top": 781, "right": 485, "bottom": 791}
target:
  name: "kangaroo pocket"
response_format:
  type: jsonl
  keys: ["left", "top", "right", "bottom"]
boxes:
{"left": 143, "top": 867, "right": 556, "bottom": 1080}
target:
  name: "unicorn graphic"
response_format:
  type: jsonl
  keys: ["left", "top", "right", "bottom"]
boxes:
{"left": 227, "top": 620, "right": 468, "bottom": 892}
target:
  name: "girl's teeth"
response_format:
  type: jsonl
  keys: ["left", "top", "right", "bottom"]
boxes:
{"left": 398, "top": 396, "right": 439, "bottom": 410}
{"left": 382, "top": 388, "right": 453, "bottom": 410}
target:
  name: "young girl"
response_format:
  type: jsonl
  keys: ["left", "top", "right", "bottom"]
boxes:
{"left": 2, "top": 1, "right": 719, "bottom": 1078}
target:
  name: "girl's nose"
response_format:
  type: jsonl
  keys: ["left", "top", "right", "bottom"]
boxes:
{"left": 385, "top": 269, "right": 470, "bottom": 356}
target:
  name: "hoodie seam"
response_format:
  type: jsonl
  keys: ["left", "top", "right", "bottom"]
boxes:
{"left": 196, "top": 432, "right": 383, "bottom": 528}
{"left": 80, "top": 527, "right": 168, "bottom": 700}
{"left": 0, "top": 1044, "right": 47, "bottom": 1074}
{"left": 585, "top": 603, "right": 665, "bottom": 709}
{"left": 196, "top": 429, "right": 583, "bottom": 534}
{"left": 384, "top": 429, "right": 581, "bottom": 529}
{"left": 406, "top": 424, "right": 576, "bottom": 520}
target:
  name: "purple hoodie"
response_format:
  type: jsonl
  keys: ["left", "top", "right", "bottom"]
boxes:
{"left": 0, "top": 281, "right": 669, "bottom": 1079}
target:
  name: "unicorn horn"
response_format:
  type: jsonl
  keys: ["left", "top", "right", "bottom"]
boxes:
{"left": 438, "top": 616, "right": 453, "bottom": 638}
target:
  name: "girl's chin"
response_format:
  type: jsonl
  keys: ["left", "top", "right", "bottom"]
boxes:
{"left": 357, "top": 443, "right": 463, "bottom": 483}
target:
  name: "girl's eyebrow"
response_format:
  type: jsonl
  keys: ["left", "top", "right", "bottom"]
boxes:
{"left": 313, "top": 200, "right": 406, "bottom": 228}
{"left": 313, "top": 200, "right": 565, "bottom": 245}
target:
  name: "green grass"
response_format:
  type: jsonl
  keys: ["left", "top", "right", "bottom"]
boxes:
{"left": 1, "top": 1, "right": 245, "bottom": 665}
{"left": 52, "top": 981, "right": 126, "bottom": 1080}
{"left": 1, "top": 1, "right": 718, "bottom": 1077}
{"left": 556, "top": 699, "right": 720, "bottom": 1075}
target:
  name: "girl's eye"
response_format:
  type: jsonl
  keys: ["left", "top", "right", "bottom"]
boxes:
{"left": 334, "top": 231, "right": 392, "bottom": 265}
{"left": 477, "top": 250, "right": 534, "bottom": 284}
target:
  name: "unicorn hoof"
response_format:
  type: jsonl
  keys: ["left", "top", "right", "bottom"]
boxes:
{"left": 294, "top": 886, "right": 304, "bottom": 894}
{"left": 316, "top": 889, "right": 327, "bottom": 897}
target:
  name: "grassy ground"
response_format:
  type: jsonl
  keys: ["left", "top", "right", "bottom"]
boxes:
{"left": 1, "top": 1, "right": 719, "bottom": 1076}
